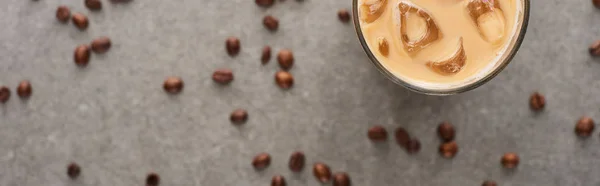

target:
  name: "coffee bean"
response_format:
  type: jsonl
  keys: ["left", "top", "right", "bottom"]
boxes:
{"left": 439, "top": 141, "right": 458, "bottom": 158}
{"left": 263, "top": 15, "right": 279, "bottom": 31}
{"left": 230, "top": 109, "right": 248, "bottom": 124}
{"left": 313, "top": 162, "right": 332, "bottom": 183}
{"left": 85, "top": 0, "right": 102, "bottom": 11}
{"left": 367, "top": 125, "right": 387, "bottom": 141}
{"left": 394, "top": 127, "right": 410, "bottom": 148}
{"left": 590, "top": 40, "right": 600, "bottom": 56}
{"left": 163, "top": 77, "right": 184, "bottom": 94}
{"left": 594, "top": 0, "right": 600, "bottom": 9}
{"left": 288, "top": 151, "right": 305, "bottom": 172}
{"left": 482, "top": 180, "right": 497, "bottom": 186}
{"left": 575, "top": 117, "right": 595, "bottom": 137}
{"left": 332, "top": 172, "right": 351, "bottom": 186}
{"left": 0, "top": 86, "right": 10, "bottom": 103}
{"left": 74, "top": 45, "right": 91, "bottom": 67}
{"left": 146, "top": 173, "right": 160, "bottom": 186}
{"left": 529, "top": 92, "right": 545, "bottom": 111}
{"left": 501, "top": 152, "right": 519, "bottom": 169}
{"left": 67, "top": 163, "right": 81, "bottom": 179}
{"left": 338, "top": 9, "right": 351, "bottom": 22}
{"left": 212, "top": 69, "right": 234, "bottom": 84}
{"left": 406, "top": 139, "right": 421, "bottom": 154}
{"left": 271, "top": 175, "right": 286, "bottom": 186}
{"left": 56, "top": 6, "right": 71, "bottom": 23}
{"left": 437, "top": 122, "right": 455, "bottom": 142}
{"left": 275, "top": 71, "right": 294, "bottom": 89}
{"left": 91, "top": 37, "right": 111, "bottom": 54}
{"left": 256, "top": 0, "right": 275, "bottom": 7}
{"left": 261, "top": 46, "right": 271, "bottom": 64}
{"left": 277, "top": 49, "right": 294, "bottom": 70}
{"left": 16, "top": 80, "right": 32, "bottom": 99}
{"left": 252, "top": 153, "right": 271, "bottom": 170}
{"left": 71, "top": 13, "right": 89, "bottom": 30}
{"left": 225, "top": 37, "right": 241, "bottom": 56}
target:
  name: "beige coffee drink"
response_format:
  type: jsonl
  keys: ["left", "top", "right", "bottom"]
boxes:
{"left": 358, "top": 0, "right": 522, "bottom": 85}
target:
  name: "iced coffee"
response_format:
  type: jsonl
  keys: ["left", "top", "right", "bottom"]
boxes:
{"left": 358, "top": 0, "right": 523, "bottom": 85}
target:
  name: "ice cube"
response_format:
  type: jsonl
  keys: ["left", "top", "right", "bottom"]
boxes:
{"left": 427, "top": 38, "right": 466, "bottom": 75}
{"left": 360, "top": 0, "right": 388, "bottom": 23}
{"left": 398, "top": 1, "right": 442, "bottom": 54}
{"left": 467, "top": 0, "right": 506, "bottom": 44}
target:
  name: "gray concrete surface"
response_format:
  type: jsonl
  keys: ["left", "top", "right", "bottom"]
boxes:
{"left": 0, "top": 0, "right": 599, "bottom": 185}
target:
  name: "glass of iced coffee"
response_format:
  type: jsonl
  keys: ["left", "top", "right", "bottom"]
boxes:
{"left": 353, "top": 0, "right": 530, "bottom": 95}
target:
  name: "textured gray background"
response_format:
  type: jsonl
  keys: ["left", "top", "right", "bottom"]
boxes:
{"left": 1, "top": 0, "right": 599, "bottom": 185}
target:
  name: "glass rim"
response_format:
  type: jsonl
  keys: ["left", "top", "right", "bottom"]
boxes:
{"left": 352, "top": 0, "right": 531, "bottom": 96}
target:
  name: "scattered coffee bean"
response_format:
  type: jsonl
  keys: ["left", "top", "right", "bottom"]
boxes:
{"left": 333, "top": 172, "right": 351, "bottom": 186}
{"left": 313, "top": 162, "right": 332, "bottom": 183}
{"left": 377, "top": 37, "right": 389, "bottom": 56}
{"left": 256, "top": 0, "right": 275, "bottom": 7}
{"left": 252, "top": 153, "right": 271, "bottom": 170}
{"left": 56, "top": 6, "right": 71, "bottom": 23}
{"left": 590, "top": 40, "right": 600, "bottom": 56}
{"left": 275, "top": 71, "right": 294, "bottom": 89}
{"left": 85, "top": 0, "right": 102, "bottom": 11}
{"left": 529, "top": 92, "right": 545, "bottom": 111}
{"left": 594, "top": 0, "right": 600, "bottom": 9}
{"left": 271, "top": 175, "right": 286, "bottom": 186}
{"left": 288, "top": 151, "right": 305, "bottom": 172}
{"left": 16, "top": 80, "right": 32, "bottom": 99}
{"left": 338, "top": 9, "right": 351, "bottom": 22}
{"left": 0, "top": 86, "right": 10, "bottom": 103}
{"left": 394, "top": 127, "right": 410, "bottom": 148}
{"left": 501, "top": 152, "right": 519, "bottom": 169}
{"left": 482, "top": 180, "right": 497, "bottom": 186}
{"left": 71, "top": 13, "right": 89, "bottom": 30}
{"left": 74, "top": 45, "right": 91, "bottom": 67}
{"left": 146, "top": 173, "right": 160, "bottom": 186}
{"left": 225, "top": 37, "right": 241, "bottom": 56}
{"left": 91, "top": 37, "right": 111, "bottom": 54}
{"left": 163, "top": 77, "right": 184, "bottom": 94}
{"left": 437, "top": 122, "right": 455, "bottom": 142}
{"left": 212, "top": 69, "right": 234, "bottom": 84}
{"left": 230, "top": 109, "right": 248, "bottom": 124}
{"left": 406, "top": 139, "right": 421, "bottom": 154}
{"left": 263, "top": 15, "right": 279, "bottom": 31}
{"left": 575, "top": 117, "right": 595, "bottom": 137}
{"left": 367, "top": 125, "right": 387, "bottom": 141}
{"left": 439, "top": 141, "right": 458, "bottom": 158}
{"left": 66, "top": 163, "right": 81, "bottom": 179}
{"left": 277, "top": 49, "right": 294, "bottom": 70}
{"left": 261, "top": 46, "right": 272, "bottom": 64}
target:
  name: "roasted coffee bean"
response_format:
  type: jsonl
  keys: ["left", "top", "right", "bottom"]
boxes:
{"left": 439, "top": 141, "right": 458, "bottom": 158}
{"left": 271, "top": 175, "right": 286, "bottom": 186}
{"left": 0, "top": 86, "right": 10, "bottom": 103}
{"left": 256, "top": 0, "right": 275, "bottom": 7}
{"left": 482, "top": 180, "right": 497, "bottom": 186}
{"left": 16, "top": 80, "right": 32, "bottom": 99}
{"left": 230, "top": 109, "right": 248, "bottom": 124}
{"left": 56, "top": 6, "right": 71, "bottom": 23}
{"left": 288, "top": 151, "right": 305, "bottom": 172}
{"left": 225, "top": 37, "right": 240, "bottom": 56}
{"left": 313, "top": 162, "right": 332, "bottom": 183}
{"left": 67, "top": 163, "right": 81, "bottom": 179}
{"left": 333, "top": 172, "right": 351, "bottom": 186}
{"left": 146, "top": 173, "right": 160, "bottom": 186}
{"left": 501, "top": 152, "right": 519, "bottom": 169}
{"left": 261, "top": 46, "right": 271, "bottom": 64}
{"left": 91, "top": 37, "right": 111, "bottom": 54}
{"left": 275, "top": 71, "right": 294, "bottom": 89}
{"left": 71, "top": 13, "right": 89, "bottom": 30}
{"left": 212, "top": 69, "right": 234, "bottom": 84}
{"left": 590, "top": 40, "right": 600, "bottom": 56}
{"left": 406, "top": 139, "right": 421, "bottom": 154}
{"left": 163, "top": 77, "right": 184, "bottom": 94}
{"left": 529, "top": 92, "right": 545, "bottom": 111}
{"left": 277, "top": 49, "right": 294, "bottom": 70}
{"left": 575, "top": 117, "right": 595, "bottom": 137}
{"left": 74, "top": 45, "right": 91, "bottom": 67}
{"left": 263, "top": 15, "right": 279, "bottom": 31}
{"left": 394, "top": 127, "right": 410, "bottom": 148}
{"left": 437, "top": 122, "right": 455, "bottom": 142}
{"left": 338, "top": 9, "right": 351, "bottom": 22}
{"left": 367, "top": 125, "right": 387, "bottom": 141}
{"left": 594, "top": 0, "right": 600, "bottom": 9}
{"left": 85, "top": 0, "right": 102, "bottom": 11}
{"left": 252, "top": 153, "right": 271, "bottom": 170}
